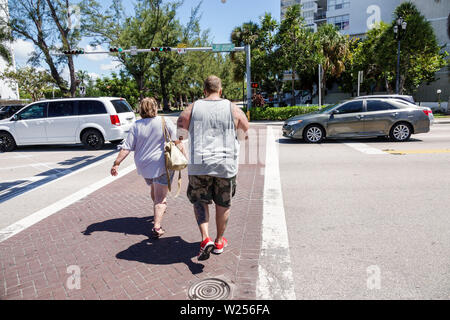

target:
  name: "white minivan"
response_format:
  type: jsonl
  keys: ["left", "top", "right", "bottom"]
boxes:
{"left": 0, "top": 97, "right": 136, "bottom": 151}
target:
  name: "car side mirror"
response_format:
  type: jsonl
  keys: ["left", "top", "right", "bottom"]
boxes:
{"left": 331, "top": 110, "right": 339, "bottom": 115}
{"left": 11, "top": 114, "right": 19, "bottom": 121}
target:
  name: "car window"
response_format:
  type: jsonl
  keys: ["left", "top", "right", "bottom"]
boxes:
{"left": 78, "top": 100, "right": 107, "bottom": 115}
{"left": 336, "top": 101, "right": 363, "bottom": 114}
{"left": 18, "top": 103, "right": 47, "bottom": 120}
{"left": 367, "top": 100, "right": 397, "bottom": 112}
{"left": 48, "top": 101, "right": 76, "bottom": 117}
{"left": 111, "top": 99, "right": 133, "bottom": 113}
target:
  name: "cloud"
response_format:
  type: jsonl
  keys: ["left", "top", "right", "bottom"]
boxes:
{"left": 60, "top": 65, "right": 70, "bottom": 82}
{"left": 100, "top": 60, "right": 122, "bottom": 71}
{"left": 83, "top": 45, "right": 109, "bottom": 61}
{"left": 88, "top": 72, "right": 100, "bottom": 80}
{"left": 13, "top": 39, "right": 35, "bottom": 63}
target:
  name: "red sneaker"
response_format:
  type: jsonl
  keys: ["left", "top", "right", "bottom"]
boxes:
{"left": 213, "top": 237, "right": 228, "bottom": 254}
{"left": 198, "top": 237, "right": 214, "bottom": 261}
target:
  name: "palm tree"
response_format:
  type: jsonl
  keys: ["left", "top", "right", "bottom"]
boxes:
{"left": 230, "top": 22, "right": 260, "bottom": 83}
{"left": 314, "top": 24, "right": 350, "bottom": 98}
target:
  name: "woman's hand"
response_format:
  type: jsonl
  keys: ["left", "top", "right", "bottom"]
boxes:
{"left": 110, "top": 149, "right": 131, "bottom": 176}
{"left": 111, "top": 165, "right": 119, "bottom": 176}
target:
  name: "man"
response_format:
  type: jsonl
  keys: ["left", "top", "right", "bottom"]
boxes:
{"left": 177, "top": 75, "right": 249, "bottom": 261}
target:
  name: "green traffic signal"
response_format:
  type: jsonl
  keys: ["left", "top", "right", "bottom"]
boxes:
{"left": 109, "top": 47, "right": 123, "bottom": 53}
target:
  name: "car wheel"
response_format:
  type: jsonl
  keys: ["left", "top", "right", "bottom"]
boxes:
{"left": 389, "top": 123, "right": 412, "bottom": 142}
{"left": 0, "top": 132, "right": 17, "bottom": 152}
{"left": 303, "top": 125, "right": 325, "bottom": 143}
{"left": 82, "top": 129, "right": 104, "bottom": 150}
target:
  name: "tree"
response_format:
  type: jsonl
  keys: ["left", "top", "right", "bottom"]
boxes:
{"left": 0, "top": 26, "right": 13, "bottom": 65}
{"left": 82, "top": 0, "right": 203, "bottom": 111}
{"left": 230, "top": 14, "right": 285, "bottom": 102}
{"left": 1, "top": 66, "right": 56, "bottom": 101}
{"left": 313, "top": 23, "right": 351, "bottom": 100}
{"left": 86, "top": 71, "right": 139, "bottom": 108}
{"left": 275, "top": 5, "right": 317, "bottom": 105}
{"left": 1, "top": 0, "right": 83, "bottom": 97}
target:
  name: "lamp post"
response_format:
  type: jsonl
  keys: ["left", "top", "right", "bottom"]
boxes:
{"left": 437, "top": 89, "right": 442, "bottom": 111}
{"left": 394, "top": 17, "right": 407, "bottom": 94}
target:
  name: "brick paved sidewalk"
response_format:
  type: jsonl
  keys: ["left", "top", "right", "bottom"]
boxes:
{"left": 0, "top": 139, "right": 265, "bottom": 300}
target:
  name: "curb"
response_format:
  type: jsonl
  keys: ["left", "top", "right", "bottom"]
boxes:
{"left": 434, "top": 120, "right": 450, "bottom": 124}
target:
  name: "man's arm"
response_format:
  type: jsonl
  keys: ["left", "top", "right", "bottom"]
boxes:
{"left": 232, "top": 104, "right": 250, "bottom": 141}
{"left": 177, "top": 103, "right": 193, "bottom": 141}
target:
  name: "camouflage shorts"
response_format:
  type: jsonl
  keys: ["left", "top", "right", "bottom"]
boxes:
{"left": 187, "top": 175, "right": 237, "bottom": 208}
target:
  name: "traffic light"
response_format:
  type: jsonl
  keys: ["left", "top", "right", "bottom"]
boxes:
{"left": 151, "top": 47, "right": 171, "bottom": 52}
{"left": 251, "top": 82, "right": 259, "bottom": 89}
{"left": 63, "top": 49, "right": 84, "bottom": 55}
{"left": 109, "top": 47, "right": 123, "bottom": 53}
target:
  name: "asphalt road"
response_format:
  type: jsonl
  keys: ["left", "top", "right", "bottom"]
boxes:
{"left": 277, "top": 123, "right": 450, "bottom": 299}
{"left": 1, "top": 117, "right": 449, "bottom": 299}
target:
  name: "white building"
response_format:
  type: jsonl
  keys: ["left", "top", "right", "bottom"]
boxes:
{"left": 0, "top": 0, "right": 19, "bottom": 101}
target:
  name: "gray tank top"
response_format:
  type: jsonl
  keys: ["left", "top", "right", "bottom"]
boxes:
{"left": 188, "top": 99, "right": 240, "bottom": 178}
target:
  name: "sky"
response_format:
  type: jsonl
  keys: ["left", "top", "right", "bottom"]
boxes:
{"left": 12, "top": 0, "right": 280, "bottom": 82}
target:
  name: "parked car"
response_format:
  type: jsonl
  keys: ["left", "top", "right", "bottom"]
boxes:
{"left": 353, "top": 94, "right": 415, "bottom": 104}
{"left": 0, "top": 97, "right": 136, "bottom": 152}
{"left": 0, "top": 105, "right": 25, "bottom": 120}
{"left": 282, "top": 98, "right": 433, "bottom": 143}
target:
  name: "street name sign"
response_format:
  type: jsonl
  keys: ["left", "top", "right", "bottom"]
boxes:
{"left": 212, "top": 43, "right": 235, "bottom": 52}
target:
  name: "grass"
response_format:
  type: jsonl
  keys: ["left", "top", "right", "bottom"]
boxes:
{"left": 434, "top": 114, "right": 450, "bottom": 119}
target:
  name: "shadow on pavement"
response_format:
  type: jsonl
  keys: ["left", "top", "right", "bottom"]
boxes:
{"left": 277, "top": 137, "right": 423, "bottom": 144}
{"left": 82, "top": 216, "right": 155, "bottom": 237}
{"left": 82, "top": 216, "right": 204, "bottom": 275}
{"left": 12, "top": 143, "right": 118, "bottom": 153}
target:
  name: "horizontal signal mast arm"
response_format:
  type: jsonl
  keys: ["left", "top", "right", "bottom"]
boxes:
{"left": 51, "top": 46, "right": 246, "bottom": 55}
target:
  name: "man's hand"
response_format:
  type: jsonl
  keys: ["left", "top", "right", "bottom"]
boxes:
{"left": 232, "top": 104, "right": 250, "bottom": 141}
{"left": 177, "top": 103, "right": 193, "bottom": 141}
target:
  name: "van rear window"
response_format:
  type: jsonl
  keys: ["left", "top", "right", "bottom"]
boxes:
{"left": 79, "top": 101, "right": 107, "bottom": 115}
{"left": 111, "top": 99, "right": 133, "bottom": 113}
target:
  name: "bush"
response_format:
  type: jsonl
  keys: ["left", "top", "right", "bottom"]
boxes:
{"left": 246, "top": 105, "right": 321, "bottom": 121}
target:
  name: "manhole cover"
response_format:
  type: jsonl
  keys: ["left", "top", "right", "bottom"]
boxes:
{"left": 188, "top": 278, "right": 231, "bottom": 300}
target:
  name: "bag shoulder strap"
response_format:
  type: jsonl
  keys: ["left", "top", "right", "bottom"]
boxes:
{"left": 161, "top": 116, "right": 171, "bottom": 143}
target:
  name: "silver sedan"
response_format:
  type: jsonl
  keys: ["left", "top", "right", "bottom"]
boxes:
{"left": 282, "top": 98, "right": 433, "bottom": 143}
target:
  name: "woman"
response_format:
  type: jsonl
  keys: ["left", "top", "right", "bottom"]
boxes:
{"left": 111, "top": 97, "right": 185, "bottom": 238}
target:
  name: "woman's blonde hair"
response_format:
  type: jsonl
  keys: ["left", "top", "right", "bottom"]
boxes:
{"left": 139, "top": 97, "right": 158, "bottom": 118}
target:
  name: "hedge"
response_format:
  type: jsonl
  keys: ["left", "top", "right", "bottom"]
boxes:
{"left": 246, "top": 105, "right": 321, "bottom": 121}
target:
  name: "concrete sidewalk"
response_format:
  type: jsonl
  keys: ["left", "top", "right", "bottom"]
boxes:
{"left": 0, "top": 150, "right": 265, "bottom": 300}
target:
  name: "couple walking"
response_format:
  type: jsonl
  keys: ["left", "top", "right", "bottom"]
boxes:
{"left": 111, "top": 76, "right": 249, "bottom": 261}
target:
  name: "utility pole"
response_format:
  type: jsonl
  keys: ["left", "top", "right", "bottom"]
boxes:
{"left": 318, "top": 64, "right": 322, "bottom": 106}
{"left": 394, "top": 17, "right": 407, "bottom": 94}
{"left": 357, "top": 71, "right": 363, "bottom": 96}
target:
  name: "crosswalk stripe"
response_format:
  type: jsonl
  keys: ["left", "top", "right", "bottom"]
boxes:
{"left": 343, "top": 142, "right": 386, "bottom": 155}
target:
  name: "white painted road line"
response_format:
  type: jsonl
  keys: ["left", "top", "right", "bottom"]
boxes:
{"left": 257, "top": 126, "right": 296, "bottom": 300}
{"left": 0, "top": 151, "right": 118, "bottom": 203}
{"left": 344, "top": 142, "right": 386, "bottom": 155}
{"left": 0, "top": 162, "right": 56, "bottom": 170}
{"left": 0, "top": 164, "right": 136, "bottom": 243}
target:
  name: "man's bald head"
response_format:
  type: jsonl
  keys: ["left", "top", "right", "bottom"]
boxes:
{"left": 204, "top": 75, "right": 222, "bottom": 95}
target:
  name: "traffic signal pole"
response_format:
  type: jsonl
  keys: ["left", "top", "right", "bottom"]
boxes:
{"left": 53, "top": 46, "right": 246, "bottom": 55}
{"left": 245, "top": 44, "right": 252, "bottom": 114}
